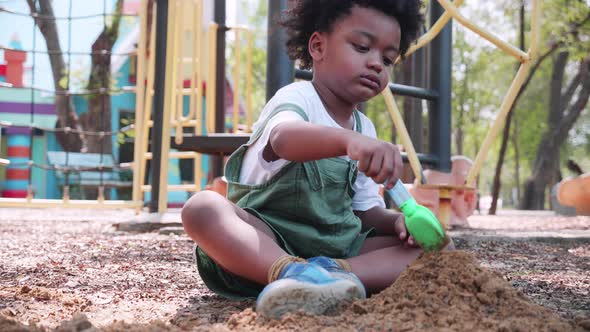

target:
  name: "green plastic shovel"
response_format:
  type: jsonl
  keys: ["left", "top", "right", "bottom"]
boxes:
{"left": 385, "top": 179, "right": 447, "bottom": 251}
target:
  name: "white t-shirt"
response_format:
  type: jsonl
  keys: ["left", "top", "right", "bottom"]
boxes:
{"left": 239, "top": 81, "right": 385, "bottom": 211}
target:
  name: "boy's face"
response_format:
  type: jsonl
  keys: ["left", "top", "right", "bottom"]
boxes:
{"left": 312, "top": 6, "right": 401, "bottom": 104}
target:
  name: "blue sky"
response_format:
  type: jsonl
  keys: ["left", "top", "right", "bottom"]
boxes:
{"left": 0, "top": 0, "right": 124, "bottom": 91}
{"left": 0, "top": 0, "right": 250, "bottom": 91}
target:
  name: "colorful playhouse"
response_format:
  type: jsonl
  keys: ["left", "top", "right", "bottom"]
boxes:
{"left": 0, "top": 1, "right": 245, "bottom": 207}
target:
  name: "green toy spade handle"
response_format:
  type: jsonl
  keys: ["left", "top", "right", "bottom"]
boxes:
{"left": 386, "top": 180, "right": 446, "bottom": 251}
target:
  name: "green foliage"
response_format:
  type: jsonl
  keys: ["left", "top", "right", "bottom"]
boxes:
{"left": 226, "top": 0, "right": 268, "bottom": 125}
{"left": 365, "top": 94, "right": 392, "bottom": 142}
{"left": 450, "top": 0, "right": 590, "bottom": 206}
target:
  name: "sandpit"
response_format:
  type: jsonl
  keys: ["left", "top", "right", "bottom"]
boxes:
{"left": 2, "top": 250, "right": 586, "bottom": 331}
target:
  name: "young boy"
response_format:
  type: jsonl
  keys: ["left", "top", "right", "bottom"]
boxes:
{"left": 182, "top": 0, "right": 426, "bottom": 318}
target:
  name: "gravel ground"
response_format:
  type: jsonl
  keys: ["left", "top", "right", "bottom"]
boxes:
{"left": 0, "top": 208, "right": 589, "bottom": 330}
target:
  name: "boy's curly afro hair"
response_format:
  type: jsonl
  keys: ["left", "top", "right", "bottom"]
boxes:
{"left": 279, "top": 0, "right": 424, "bottom": 70}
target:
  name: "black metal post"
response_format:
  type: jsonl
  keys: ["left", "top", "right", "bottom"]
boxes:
{"left": 211, "top": 0, "right": 227, "bottom": 178}
{"left": 266, "top": 0, "right": 293, "bottom": 101}
{"left": 149, "top": 0, "right": 169, "bottom": 212}
{"left": 428, "top": 2, "right": 452, "bottom": 171}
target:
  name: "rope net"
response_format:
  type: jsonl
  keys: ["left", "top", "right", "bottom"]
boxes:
{"left": 0, "top": 0, "right": 140, "bottom": 204}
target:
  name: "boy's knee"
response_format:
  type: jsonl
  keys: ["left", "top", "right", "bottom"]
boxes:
{"left": 181, "top": 190, "right": 226, "bottom": 228}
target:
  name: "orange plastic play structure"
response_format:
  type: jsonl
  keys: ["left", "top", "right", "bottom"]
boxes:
{"left": 407, "top": 156, "right": 477, "bottom": 228}
{"left": 557, "top": 173, "right": 590, "bottom": 215}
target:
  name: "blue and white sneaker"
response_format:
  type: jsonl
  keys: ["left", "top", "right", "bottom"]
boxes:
{"left": 256, "top": 262, "right": 363, "bottom": 318}
{"left": 308, "top": 256, "right": 366, "bottom": 299}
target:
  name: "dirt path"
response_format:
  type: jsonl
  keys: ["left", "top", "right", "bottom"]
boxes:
{"left": 1, "top": 209, "right": 589, "bottom": 330}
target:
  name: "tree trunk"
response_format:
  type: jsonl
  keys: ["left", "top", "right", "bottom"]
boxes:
{"left": 489, "top": 1, "right": 525, "bottom": 215}
{"left": 512, "top": 116, "right": 521, "bottom": 203}
{"left": 26, "top": 0, "right": 87, "bottom": 152}
{"left": 81, "top": 0, "right": 124, "bottom": 155}
{"left": 521, "top": 53, "right": 590, "bottom": 209}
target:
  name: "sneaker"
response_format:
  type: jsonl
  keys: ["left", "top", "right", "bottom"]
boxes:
{"left": 256, "top": 262, "right": 363, "bottom": 318}
{"left": 307, "top": 256, "right": 366, "bottom": 299}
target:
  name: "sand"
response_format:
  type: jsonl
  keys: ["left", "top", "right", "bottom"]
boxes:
{"left": 1, "top": 251, "right": 586, "bottom": 331}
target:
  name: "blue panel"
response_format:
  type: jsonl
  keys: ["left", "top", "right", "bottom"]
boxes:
{"left": 3, "top": 179, "right": 29, "bottom": 190}
{"left": 7, "top": 135, "right": 30, "bottom": 147}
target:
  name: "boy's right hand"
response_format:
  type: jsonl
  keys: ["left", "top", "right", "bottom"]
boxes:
{"left": 346, "top": 134, "right": 403, "bottom": 189}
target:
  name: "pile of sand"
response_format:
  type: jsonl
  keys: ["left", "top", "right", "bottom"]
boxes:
{"left": 222, "top": 251, "right": 584, "bottom": 331}
{"left": 2, "top": 251, "right": 586, "bottom": 331}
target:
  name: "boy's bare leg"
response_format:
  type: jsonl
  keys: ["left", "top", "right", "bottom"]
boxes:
{"left": 349, "top": 243, "right": 422, "bottom": 294}
{"left": 349, "top": 236, "right": 454, "bottom": 294}
{"left": 181, "top": 190, "right": 286, "bottom": 285}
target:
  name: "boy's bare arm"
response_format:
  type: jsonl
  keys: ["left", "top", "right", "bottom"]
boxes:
{"left": 268, "top": 121, "right": 403, "bottom": 187}
{"left": 267, "top": 121, "right": 352, "bottom": 162}
{"left": 354, "top": 206, "right": 399, "bottom": 235}
{"left": 355, "top": 207, "right": 415, "bottom": 245}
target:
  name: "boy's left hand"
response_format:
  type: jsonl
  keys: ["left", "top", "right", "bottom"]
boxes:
{"left": 393, "top": 214, "right": 418, "bottom": 248}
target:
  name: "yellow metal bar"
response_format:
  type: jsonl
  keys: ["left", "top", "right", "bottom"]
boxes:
{"left": 148, "top": 119, "right": 199, "bottom": 127}
{"left": 466, "top": 62, "right": 532, "bottom": 186}
{"left": 398, "top": 0, "right": 464, "bottom": 62}
{"left": 141, "top": 184, "right": 199, "bottom": 192}
{"left": 233, "top": 29, "right": 240, "bottom": 132}
{"left": 195, "top": 0, "right": 204, "bottom": 141}
{"left": 0, "top": 198, "right": 140, "bottom": 209}
{"left": 132, "top": 0, "right": 149, "bottom": 211}
{"left": 172, "top": 0, "right": 184, "bottom": 145}
{"left": 144, "top": 151, "right": 199, "bottom": 159}
{"left": 206, "top": 23, "right": 218, "bottom": 133}
{"left": 193, "top": 1, "right": 204, "bottom": 192}
{"left": 437, "top": 0, "right": 529, "bottom": 62}
{"left": 381, "top": 88, "right": 424, "bottom": 184}
{"left": 246, "top": 31, "right": 253, "bottom": 131}
{"left": 139, "top": 1, "right": 158, "bottom": 209}
{"left": 465, "top": 0, "right": 541, "bottom": 186}
{"left": 529, "top": 0, "right": 541, "bottom": 59}
{"left": 155, "top": 0, "right": 178, "bottom": 213}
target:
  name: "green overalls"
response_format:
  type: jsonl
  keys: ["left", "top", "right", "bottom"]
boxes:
{"left": 195, "top": 104, "right": 374, "bottom": 299}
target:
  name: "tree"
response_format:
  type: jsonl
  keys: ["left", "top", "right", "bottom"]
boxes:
{"left": 489, "top": 1, "right": 526, "bottom": 215}
{"left": 27, "top": 0, "right": 124, "bottom": 153}
{"left": 520, "top": 3, "right": 590, "bottom": 209}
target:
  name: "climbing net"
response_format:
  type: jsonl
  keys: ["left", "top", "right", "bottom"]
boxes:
{"left": 0, "top": 1, "right": 140, "bottom": 207}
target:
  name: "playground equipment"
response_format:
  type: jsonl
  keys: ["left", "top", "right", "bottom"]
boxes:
{"left": 556, "top": 174, "right": 590, "bottom": 215}
{"left": 0, "top": 0, "right": 542, "bottom": 218}
{"left": 377, "top": 0, "right": 541, "bottom": 228}
{"left": 408, "top": 156, "right": 477, "bottom": 228}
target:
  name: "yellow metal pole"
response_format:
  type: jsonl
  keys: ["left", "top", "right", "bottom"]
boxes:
{"left": 466, "top": 62, "right": 531, "bottom": 186}
{"left": 0, "top": 198, "right": 139, "bottom": 209}
{"left": 206, "top": 23, "right": 218, "bottom": 134}
{"left": 398, "top": 0, "right": 464, "bottom": 62}
{"left": 132, "top": 0, "right": 149, "bottom": 212}
{"left": 437, "top": 0, "right": 529, "bottom": 62}
{"left": 246, "top": 31, "right": 253, "bottom": 131}
{"left": 465, "top": 0, "right": 541, "bottom": 186}
{"left": 233, "top": 29, "right": 240, "bottom": 132}
{"left": 139, "top": 1, "right": 158, "bottom": 203}
{"left": 156, "top": 0, "right": 178, "bottom": 213}
{"left": 172, "top": 0, "right": 183, "bottom": 145}
{"left": 193, "top": 0, "right": 203, "bottom": 192}
{"left": 529, "top": 0, "right": 541, "bottom": 59}
{"left": 381, "top": 87, "right": 424, "bottom": 184}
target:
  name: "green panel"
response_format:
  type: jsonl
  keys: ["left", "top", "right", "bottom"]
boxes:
{"left": 0, "top": 87, "right": 54, "bottom": 104}
{"left": 0, "top": 114, "right": 57, "bottom": 127}
{"left": 31, "top": 136, "right": 46, "bottom": 198}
